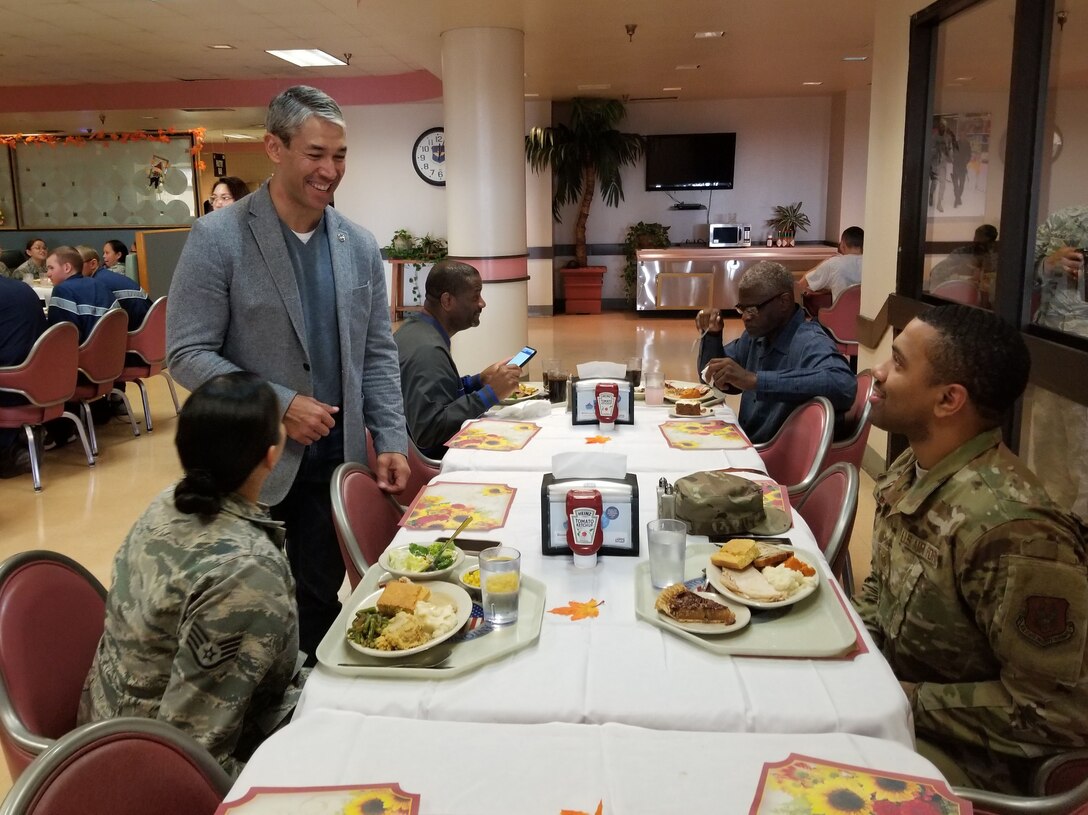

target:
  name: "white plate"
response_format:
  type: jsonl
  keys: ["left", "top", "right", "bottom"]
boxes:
{"left": 656, "top": 590, "right": 751, "bottom": 634}
{"left": 501, "top": 385, "right": 543, "bottom": 405}
{"left": 345, "top": 583, "right": 472, "bottom": 658}
{"left": 663, "top": 380, "right": 712, "bottom": 403}
{"left": 706, "top": 548, "right": 820, "bottom": 609}
{"left": 668, "top": 406, "right": 717, "bottom": 419}
{"left": 377, "top": 544, "right": 465, "bottom": 581}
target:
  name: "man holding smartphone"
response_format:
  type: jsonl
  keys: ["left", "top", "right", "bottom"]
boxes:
{"left": 395, "top": 259, "right": 522, "bottom": 458}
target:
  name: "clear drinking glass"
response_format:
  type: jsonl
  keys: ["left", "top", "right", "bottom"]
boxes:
{"left": 479, "top": 546, "right": 521, "bottom": 625}
{"left": 626, "top": 356, "right": 643, "bottom": 388}
{"left": 644, "top": 370, "right": 665, "bottom": 406}
{"left": 647, "top": 519, "right": 687, "bottom": 588}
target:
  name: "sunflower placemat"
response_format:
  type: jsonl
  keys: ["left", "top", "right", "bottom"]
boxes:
{"left": 400, "top": 481, "right": 516, "bottom": 531}
{"left": 747, "top": 754, "right": 971, "bottom": 815}
{"left": 659, "top": 420, "right": 752, "bottom": 450}
{"left": 445, "top": 418, "right": 541, "bottom": 451}
{"left": 215, "top": 783, "right": 420, "bottom": 814}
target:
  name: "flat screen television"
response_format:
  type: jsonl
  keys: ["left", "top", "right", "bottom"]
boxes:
{"left": 644, "top": 132, "right": 736, "bottom": 191}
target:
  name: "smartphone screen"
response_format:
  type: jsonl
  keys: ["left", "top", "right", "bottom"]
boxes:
{"left": 509, "top": 346, "right": 537, "bottom": 368}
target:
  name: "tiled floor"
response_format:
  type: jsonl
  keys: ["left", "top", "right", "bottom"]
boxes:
{"left": 0, "top": 310, "right": 875, "bottom": 796}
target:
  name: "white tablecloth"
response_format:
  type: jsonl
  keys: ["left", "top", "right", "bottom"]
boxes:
{"left": 440, "top": 402, "right": 767, "bottom": 474}
{"left": 30, "top": 284, "right": 52, "bottom": 304}
{"left": 300, "top": 470, "right": 913, "bottom": 747}
{"left": 226, "top": 710, "right": 946, "bottom": 815}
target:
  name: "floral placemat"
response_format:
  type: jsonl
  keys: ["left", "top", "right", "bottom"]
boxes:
{"left": 446, "top": 419, "right": 541, "bottom": 451}
{"left": 746, "top": 476, "right": 791, "bottom": 525}
{"left": 400, "top": 481, "right": 516, "bottom": 531}
{"left": 659, "top": 420, "right": 752, "bottom": 450}
{"left": 216, "top": 783, "right": 420, "bottom": 814}
{"left": 748, "top": 754, "right": 971, "bottom": 815}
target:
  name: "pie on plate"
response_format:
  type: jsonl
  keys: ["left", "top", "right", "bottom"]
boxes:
{"left": 653, "top": 584, "right": 751, "bottom": 634}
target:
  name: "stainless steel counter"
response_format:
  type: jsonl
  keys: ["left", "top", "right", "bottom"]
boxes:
{"left": 635, "top": 246, "right": 837, "bottom": 311}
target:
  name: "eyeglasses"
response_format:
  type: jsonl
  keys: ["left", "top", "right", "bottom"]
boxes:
{"left": 733, "top": 293, "right": 784, "bottom": 317}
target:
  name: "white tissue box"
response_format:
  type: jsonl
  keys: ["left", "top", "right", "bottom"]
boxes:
{"left": 540, "top": 474, "right": 640, "bottom": 556}
{"left": 569, "top": 378, "right": 635, "bottom": 425}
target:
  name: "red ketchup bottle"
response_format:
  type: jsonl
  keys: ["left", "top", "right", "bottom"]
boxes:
{"left": 566, "top": 488, "right": 603, "bottom": 568}
{"left": 594, "top": 381, "right": 619, "bottom": 432}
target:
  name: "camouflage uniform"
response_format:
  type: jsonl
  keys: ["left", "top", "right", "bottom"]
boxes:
{"left": 79, "top": 486, "right": 302, "bottom": 777}
{"left": 855, "top": 429, "right": 1088, "bottom": 793}
{"left": 13, "top": 259, "right": 45, "bottom": 282}
{"left": 0, "top": 261, "right": 13, "bottom": 279}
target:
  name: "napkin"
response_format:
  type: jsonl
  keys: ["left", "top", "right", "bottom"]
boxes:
{"left": 552, "top": 451, "right": 628, "bottom": 479}
{"left": 492, "top": 400, "right": 553, "bottom": 420}
{"left": 576, "top": 361, "right": 627, "bottom": 379}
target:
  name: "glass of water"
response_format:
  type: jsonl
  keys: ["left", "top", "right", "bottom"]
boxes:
{"left": 647, "top": 519, "right": 688, "bottom": 588}
{"left": 479, "top": 546, "right": 521, "bottom": 625}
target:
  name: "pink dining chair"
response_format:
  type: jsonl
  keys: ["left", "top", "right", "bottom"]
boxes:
{"left": 113, "top": 296, "right": 180, "bottom": 433}
{"left": 0, "top": 323, "right": 95, "bottom": 491}
{"left": 794, "top": 463, "right": 859, "bottom": 598}
{"left": 754, "top": 396, "right": 834, "bottom": 502}
{"left": 817, "top": 284, "right": 861, "bottom": 361}
{"left": 330, "top": 462, "right": 408, "bottom": 587}
{"left": 931, "top": 279, "right": 981, "bottom": 306}
{"left": 72, "top": 308, "right": 139, "bottom": 456}
{"left": 953, "top": 765, "right": 1088, "bottom": 815}
{"left": 822, "top": 370, "right": 874, "bottom": 474}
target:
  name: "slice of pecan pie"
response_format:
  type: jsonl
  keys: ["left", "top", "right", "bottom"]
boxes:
{"left": 655, "top": 584, "right": 736, "bottom": 624}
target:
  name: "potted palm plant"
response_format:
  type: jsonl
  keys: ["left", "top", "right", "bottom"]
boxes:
{"left": 767, "top": 202, "right": 812, "bottom": 247}
{"left": 525, "top": 97, "right": 644, "bottom": 313}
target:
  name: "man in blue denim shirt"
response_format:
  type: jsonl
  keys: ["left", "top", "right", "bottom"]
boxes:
{"left": 697, "top": 261, "right": 856, "bottom": 443}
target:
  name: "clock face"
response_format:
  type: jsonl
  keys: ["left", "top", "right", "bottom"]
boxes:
{"left": 412, "top": 127, "right": 446, "bottom": 186}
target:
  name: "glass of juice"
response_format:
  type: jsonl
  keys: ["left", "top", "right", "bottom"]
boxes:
{"left": 479, "top": 546, "right": 521, "bottom": 625}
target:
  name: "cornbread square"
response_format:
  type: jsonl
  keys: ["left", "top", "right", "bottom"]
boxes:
{"left": 710, "top": 539, "right": 759, "bottom": 570}
{"left": 376, "top": 579, "right": 430, "bottom": 616}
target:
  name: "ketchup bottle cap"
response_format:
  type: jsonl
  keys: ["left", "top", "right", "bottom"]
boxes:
{"left": 573, "top": 552, "right": 598, "bottom": 569}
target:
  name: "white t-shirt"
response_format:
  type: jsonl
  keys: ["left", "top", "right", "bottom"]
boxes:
{"left": 804, "top": 254, "right": 863, "bottom": 300}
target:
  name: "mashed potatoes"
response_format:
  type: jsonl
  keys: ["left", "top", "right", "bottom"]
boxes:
{"left": 761, "top": 564, "right": 817, "bottom": 595}
{"left": 414, "top": 599, "right": 458, "bottom": 637}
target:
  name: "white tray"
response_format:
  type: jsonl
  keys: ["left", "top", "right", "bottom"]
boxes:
{"left": 317, "top": 567, "right": 546, "bottom": 678}
{"left": 634, "top": 543, "right": 859, "bottom": 658}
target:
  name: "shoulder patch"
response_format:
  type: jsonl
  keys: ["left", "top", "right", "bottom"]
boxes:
{"left": 1016, "top": 596, "right": 1075, "bottom": 647}
{"left": 185, "top": 622, "right": 244, "bottom": 670}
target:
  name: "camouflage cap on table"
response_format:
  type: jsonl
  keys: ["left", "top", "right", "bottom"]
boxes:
{"left": 674, "top": 471, "right": 767, "bottom": 535}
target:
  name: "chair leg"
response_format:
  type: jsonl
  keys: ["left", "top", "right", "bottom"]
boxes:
{"left": 134, "top": 379, "right": 153, "bottom": 432}
{"left": 79, "top": 401, "right": 99, "bottom": 457}
{"left": 110, "top": 387, "right": 141, "bottom": 438}
{"left": 161, "top": 371, "right": 181, "bottom": 415}
{"left": 841, "top": 557, "right": 855, "bottom": 599}
{"left": 22, "top": 425, "right": 41, "bottom": 491}
{"left": 62, "top": 411, "right": 95, "bottom": 467}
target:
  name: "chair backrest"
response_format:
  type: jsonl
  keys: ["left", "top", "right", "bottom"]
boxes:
{"left": 125, "top": 296, "right": 168, "bottom": 367}
{"left": 794, "top": 463, "right": 859, "bottom": 586}
{"left": 77, "top": 308, "right": 129, "bottom": 386}
{"left": 953, "top": 774, "right": 1088, "bottom": 815}
{"left": 0, "top": 718, "right": 232, "bottom": 815}
{"left": 0, "top": 323, "right": 79, "bottom": 409}
{"left": 754, "top": 396, "right": 834, "bottom": 500}
{"left": 330, "top": 462, "right": 407, "bottom": 588}
{"left": 0, "top": 551, "right": 107, "bottom": 779}
{"left": 823, "top": 370, "right": 874, "bottom": 472}
{"left": 1036, "top": 750, "right": 1088, "bottom": 797}
{"left": 931, "top": 279, "right": 981, "bottom": 306}
{"left": 365, "top": 430, "right": 439, "bottom": 508}
{"left": 817, "top": 284, "right": 861, "bottom": 345}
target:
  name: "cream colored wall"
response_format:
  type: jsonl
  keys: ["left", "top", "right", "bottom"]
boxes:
{"left": 196, "top": 145, "right": 273, "bottom": 202}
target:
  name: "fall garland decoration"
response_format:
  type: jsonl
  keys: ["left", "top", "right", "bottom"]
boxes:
{"left": 0, "top": 128, "right": 207, "bottom": 170}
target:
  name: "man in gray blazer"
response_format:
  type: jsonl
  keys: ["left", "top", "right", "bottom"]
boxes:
{"left": 167, "top": 86, "right": 410, "bottom": 658}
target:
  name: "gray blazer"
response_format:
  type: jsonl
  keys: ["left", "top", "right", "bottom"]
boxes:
{"left": 167, "top": 183, "right": 407, "bottom": 504}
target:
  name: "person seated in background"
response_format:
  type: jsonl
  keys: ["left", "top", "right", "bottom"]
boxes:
{"left": 77, "top": 244, "right": 150, "bottom": 330}
{"left": 14, "top": 237, "right": 48, "bottom": 282}
{"left": 209, "top": 176, "right": 251, "bottom": 211}
{"left": 101, "top": 239, "right": 129, "bottom": 273}
{"left": 928, "top": 224, "right": 998, "bottom": 303}
{"left": 796, "top": 226, "right": 864, "bottom": 310}
{"left": 0, "top": 276, "right": 47, "bottom": 477}
{"left": 44, "top": 246, "right": 116, "bottom": 342}
{"left": 394, "top": 259, "right": 521, "bottom": 458}
{"left": 855, "top": 304, "right": 1088, "bottom": 794}
{"left": 0, "top": 258, "right": 11, "bottom": 279}
{"left": 696, "top": 261, "right": 856, "bottom": 443}
{"left": 79, "top": 371, "right": 304, "bottom": 777}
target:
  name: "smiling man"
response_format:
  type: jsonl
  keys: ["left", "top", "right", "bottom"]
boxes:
{"left": 167, "top": 86, "right": 410, "bottom": 660}
{"left": 394, "top": 260, "right": 521, "bottom": 458}
{"left": 856, "top": 304, "right": 1088, "bottom": 794}
{"left": 696, "top": 261, "right": 855, "bottom": 443}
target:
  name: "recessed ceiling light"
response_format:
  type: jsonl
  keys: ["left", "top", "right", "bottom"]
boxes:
{"left": 524, "top": 93, "right": 539, "bottom": 98}
{"left": 802, "top": 81, "right": 824, "bottom": 86}
{"left": 208, "top": 44, "right": 235, "bottom": 50}
{"left": 266, "top": 49, "right": 346, "bottom": 67}
{"left": 223, "top": 133, "right": 258, "bottom": 140}
{"left": 663, "top": 87, "right": 682, "bottom": 92}
{"left": 577, "top": 83, "right": 611, "bottom": 90}
{"left": 694, "top": 31, "right": 724, "bottom": 39}
{"left": 842, "top": 55, "right": 868, "bottom": 61}
{"left": 675, "top": 64, "right": 700, "bottom": 71}
{"left": 140, "top": 116, "right": 157, "bottom": 120}
{"left": 955, "top": 76, "right": 974, "bottom": 81}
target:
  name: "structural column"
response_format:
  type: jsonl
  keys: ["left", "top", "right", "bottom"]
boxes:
{"left": 441, "top": 27, "right": 528, "bottom": 375}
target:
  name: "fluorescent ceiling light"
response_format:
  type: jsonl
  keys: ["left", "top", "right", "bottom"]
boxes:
{"left": 577, "top": 83, "right": 611, "bottom": 90}
{"left": 208, "top": 44, "right": 235, "bottom": 50}
{"left": 802, "top": 81, "right": 824, "bottom": 86}
{"left": 266, "top": 49, "right": 346, "bottom": 67}
{"left": 663, "top": 87, "right": 682, "bottom": 92}
{"left": 675, "top": 64, "right": 700, "bottom": 70}
{"left": 223, "top": 133, "right": 258, "bottom": 140}
{"left": 694, "top": 31, "right": 724, "bottom": 39}
{"left": 524, "top": 93, "right": 540, "bottom": 98}
{"left": 842, "top": 55, "right": 867, "bottom": 61}
{"left": 955, "top": 75, "right": 974, "bottom": 81}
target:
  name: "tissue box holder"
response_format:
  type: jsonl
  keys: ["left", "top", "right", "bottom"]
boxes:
{"left": 569, "top": 377, "right": 635, "bottom": 425}
{"left": 540, "top": 473, "right": 640, "bottom": 556}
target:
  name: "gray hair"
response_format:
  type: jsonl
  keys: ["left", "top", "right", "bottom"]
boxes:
{"left": 740, "top": 261, "right": 794, "bottom": 295}
{"left": 266, "top": 85, "right": 345, "bottom": 146}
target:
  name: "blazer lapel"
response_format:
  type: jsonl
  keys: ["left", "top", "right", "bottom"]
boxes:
{"left": 248, "top": 187, "right": 308, "bottom": 350}
{"left": 326, "top": 208, "right": 357, "bottom": 348}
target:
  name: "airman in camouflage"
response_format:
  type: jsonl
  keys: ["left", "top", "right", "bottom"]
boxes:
{"left": 855, "top": 305, "right": 1088, "bottom": 794}
{"left": 79, "top": 487, "right": 301, "bottom": 777}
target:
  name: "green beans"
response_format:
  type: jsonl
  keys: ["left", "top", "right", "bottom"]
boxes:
{"left": 347, "top": 607, "right": 391, "bottom": 647}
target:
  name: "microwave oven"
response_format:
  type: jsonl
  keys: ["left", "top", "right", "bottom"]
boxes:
{"left": 708, "top": 224, "right": 752, "bottom": 248}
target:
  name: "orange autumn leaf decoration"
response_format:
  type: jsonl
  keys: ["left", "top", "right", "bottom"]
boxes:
{"left": 560, "top": 802, "right": 604, "bottom": 815}
{"left": 549, "top": 599, "right": 604, "bottom": 620}
{"left": 585, "top": 435, "right": 612, "bottom": 444}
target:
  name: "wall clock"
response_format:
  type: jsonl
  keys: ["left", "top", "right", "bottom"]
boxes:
{"left": 412, "top": 127, "right": 446, "bottom": 186}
